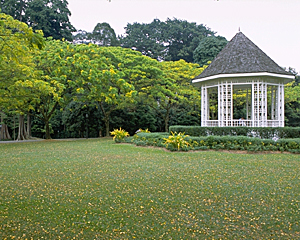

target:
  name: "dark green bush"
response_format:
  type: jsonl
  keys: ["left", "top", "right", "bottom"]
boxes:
{"left": 129, "top": 131, "right": 300, "bottom": 153}
{"left": 131, "top": 132, "right": 169, "bottom": 147}
{"left": 169, "top": 126, "right": 300, "bottom": 139}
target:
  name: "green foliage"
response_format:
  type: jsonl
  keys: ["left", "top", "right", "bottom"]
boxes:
{"left": 72, "top": 29, "right": 90, "bottom": 44}
{"left": 120, "top": 18, "right": 214, "bottom": 62}
{"left": 110, "top": 127, "right": 129, "bottom": 143}
{"left": 193, "top": 36, "right": 228, "bottom": 66}
{"left": 132, "top": 132, "right": 168, "bottom": 147}
{"left": 95, "top": 46, "right": 165, "bottom": 133}
{"left": 131, "top": 132, "right": 300, "bottom": 153}
{"left": 139, "top": 128, "right": 150, "bottom": 133}
{"left": 119, "top": 19, "right": 166, "bottom": 60}
{"left": 285, "top": 101, "right": 300, "bottom": 127}
{"left": 73, "top": 46, "right": 137, "bottom": 136}
{"left": 60, "top": 101, "right": 102, "bottom": 138}
{"left": 1, "top": 0, "right": 76, "bottom": 41}
{"left": 0, "top": 11, "right": 44, "bottom": 118}
{"left": 110, "top": 105, "right": 159, "bottom": 135}
{"left": 26, "top": 39, "right": 73, "bottom": 139}
{"left": 163, "top": 131, "right": 190, "bottom": 151}
{"left": 284, "top": 80, "right": 300, "bottom": 127}
{"left": 90, "top": 22, "right": 119, "bottom": 46}
{"left": 73, "top": 22, "right": 119, "bottom": 46}
{"left": 122, "top": 58, "right": 205, "bottom": 132}
{"left": 1, "top": 9, "right": 298, "bottom": 142}
{"left": 169, "top": 125, "right": 300, "bottom": 139}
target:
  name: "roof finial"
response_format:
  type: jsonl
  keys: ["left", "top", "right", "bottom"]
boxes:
{"left": 239, "top": 27, "right": 241, "bottom": 32}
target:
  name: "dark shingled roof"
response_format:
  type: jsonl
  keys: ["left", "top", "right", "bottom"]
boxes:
{"left": 194, "top": 32, "right": 293, "bottom": 80}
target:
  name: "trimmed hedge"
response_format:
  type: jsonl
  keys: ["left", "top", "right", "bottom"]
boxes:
{"left": 129, "top": 132, "right": 300, "bottom": 153}
{"left": 127, "top": 132, "right": 169, "bottom": 148}
{"left": 169, "top": 125, "right": 300, "bottom": 139}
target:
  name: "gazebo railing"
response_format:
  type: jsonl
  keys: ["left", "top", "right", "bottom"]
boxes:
{"left": 206, "top": 120, "right": 219, "bottom": 127}
{"left": 266, "top": 120, "right": 281, "bottom": 127}
{"left": 204, "top": 120, "right": 282, "bottom": 127}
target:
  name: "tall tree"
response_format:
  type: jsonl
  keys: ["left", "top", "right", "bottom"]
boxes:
{"left": 0, "top": 12, "right": 44, "bottom": 140}
{"left": 72, "top": 29, "right": 89, "bottom": 44}
{"left": 73, "top": 45, "right": 136, "bottom": 136}
{"left": 153, "top": 60, "right": 204, "bottom": 132}
{"left": 119, "top": 19, "right": 166, "bottom": 60}
{"left": 193, "top": 35, "right": 228, "bottom": 66}
{"left": 0, "top": 0, "right": 27, "bottom": 21}
{"left": 90, "top": 22, "right": 118, "bottom": 46}
{"left": 0, "top": 0, "right": 75, "bottom": 40}
{"left": 162, "top": 18, "right": 214, "bottom": 62}
{"left": 96, "top": 47, "right": 166, "bottom": 131}
{"left": 22, "top": 42, "right": 135, "bottom": 138}
{"left": 26, "top": 0, "right": 75, "bottom": 40}
{"left": 120, "top": 18, "right": 215, "bottom": 62}
{"left": 73, "top": 23, "right": 119, "bottom": 46}
{"left": 13, "top": 39, "right": 74, "bottom": 139}
{"left": 104, "top": 47, "right": 205, "bottom": 132}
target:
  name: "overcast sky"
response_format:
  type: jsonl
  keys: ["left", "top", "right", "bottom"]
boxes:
{"left": 68, "top": 0, "right": 299, "bottom": 73}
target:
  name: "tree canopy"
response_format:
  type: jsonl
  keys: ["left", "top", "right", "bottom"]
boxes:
{"left": 90, "top": 22, "right": 118, "bottom": 46}
{"left": 0, "top": 0, "right": 75, "bottom": 40}
{"left": 119, "top": 18, "right": 214, "bottom": 62}
{"left": 0, "top": 11, "right": 44, "bottom": 108}
{"left": 0, "top": 11, "right": 45, "bottom": 140}
{"left": 193, "top": 35, "right": 228, "bottom": 66}
{"left": 73, "top": 22, "right": 119, "bottom": 46}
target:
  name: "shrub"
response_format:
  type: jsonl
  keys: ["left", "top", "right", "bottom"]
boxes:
{"left": 132, "top": 132, "right": 168, "bottom": 147}
{"left": 110, "top": 128, "right": 129, "bottom": 143}
{"left": 169, "top": 125, "right": 300, "bottom": 139}
{"left": 139, "top": 128, "right": 151, "bottom": 133}
{"left": 163, "top": 132, "right": 190, "bottom": 151}
{"left": 128, "top": 131, "right": 300, "bottom": 153}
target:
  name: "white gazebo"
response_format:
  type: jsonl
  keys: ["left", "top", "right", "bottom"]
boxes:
{"left": 192, "top": 32, "right": 294, "bottom": 127}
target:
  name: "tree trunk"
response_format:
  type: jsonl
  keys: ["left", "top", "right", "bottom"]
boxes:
{"left": 0, "top": 124, "right": 11, "bottom": 140}
{"left": 163, "top": 104, "right": 171, "bottom": 133}
{"left": 99, "top": 102, "right": 113, "bottom": 137}
{"left": 45, "top": 119, "right": 51, "bottom": 139}
{"left": 104, "top": 117, "right": 110, "bottom": 137}
{"left": 38, "top": 101, "right": 59, "bottom": 140}
{"left": 27, "top": 114, "right": 32, "bottom": 138}
{"left": 0, "top": 112, "right": 11, "bottom": 140}
{"left": 17, "top": 115, "right": 28, "bottom": 140}
{"left": 164, "top": 110, "right": 170, "bottom": 133}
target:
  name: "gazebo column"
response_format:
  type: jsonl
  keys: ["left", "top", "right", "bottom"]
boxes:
{"left": 201, "top": 86, "right": 208, "bottom": 126}
{"left": 218, "top": 83, "right": 223, "bottom": 126}
{"left": 252, "top": 81, "right": 267, "bottom": 127}
{"left": 218, "top": 81, "right": 232, "bottom": 127}
{"left": 278, "top": 83, "right": 285, "bottom": 127}
{"left": 270, "top": 84, "right": 284, "bottom": 127}
{"left": 270, "top": 85, "right": 279, "bottom": 127}
{"left": 246, "top": 88, "right": 252, "bottom": 121}
{"left": 262, "top": 82, "right": 268, "bottom": 126}
{"left": 271, "top": 86, "right": 277, "bottom": 121}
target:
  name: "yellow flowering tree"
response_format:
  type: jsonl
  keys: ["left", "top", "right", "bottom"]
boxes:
{"left": 0, "top": 12, "right": 44, "bottom": 140}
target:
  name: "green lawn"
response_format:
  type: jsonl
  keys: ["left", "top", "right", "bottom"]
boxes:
{"left": 0, "top": 138, "right": 299, "bottom": 239}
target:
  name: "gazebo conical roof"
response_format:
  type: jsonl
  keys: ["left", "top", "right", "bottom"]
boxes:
{"left": 193, "top": 32, "right": 294, "bottom": 83}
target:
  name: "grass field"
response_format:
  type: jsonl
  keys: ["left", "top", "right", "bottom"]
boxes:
{"left": 0, "top": 138, "right": 299, "bottom": 239}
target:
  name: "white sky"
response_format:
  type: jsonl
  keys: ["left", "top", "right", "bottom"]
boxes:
{"left": 68, "top": 0, "right": 300, "bottom": 73}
